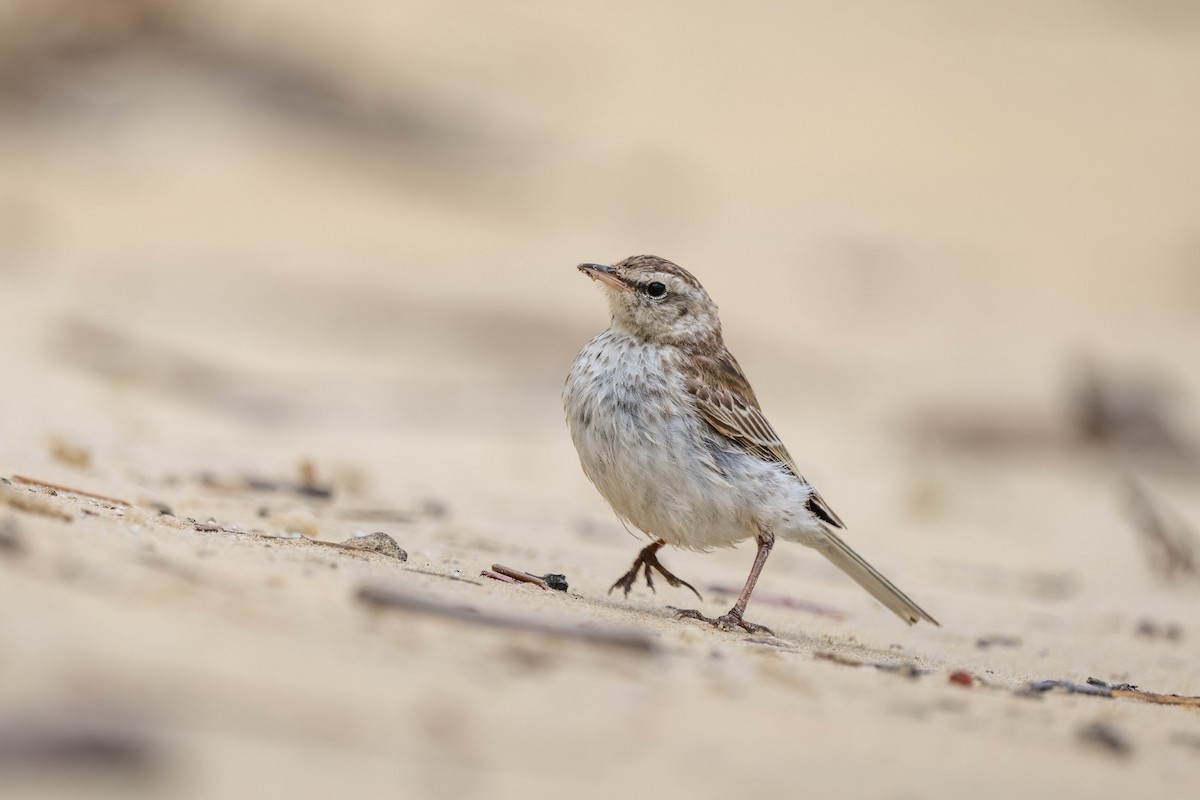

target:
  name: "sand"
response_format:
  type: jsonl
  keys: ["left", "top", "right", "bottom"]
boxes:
{"left": 2, "top": 2, "right": 1199, "bottom": 798}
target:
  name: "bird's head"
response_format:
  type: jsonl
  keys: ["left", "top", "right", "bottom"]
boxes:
{"left": 577, "top": 255, "right": 722, "bottom": 347}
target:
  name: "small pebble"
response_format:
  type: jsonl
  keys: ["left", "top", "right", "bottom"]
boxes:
{"left": 340, "top": 531, "right": 407, "bottom": 561}
{"left": 542, "top": 573, "right": 569, "bottom": 592}
{"left": 948, "top": 671, "right": 974, "bottom": 687}
{"left": 146, "top": 501, "right": 174, "bottom": 517}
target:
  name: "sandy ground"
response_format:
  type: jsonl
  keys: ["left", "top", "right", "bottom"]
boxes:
{"left": 2, "top": 2, "right": 1200, "bottom": 798}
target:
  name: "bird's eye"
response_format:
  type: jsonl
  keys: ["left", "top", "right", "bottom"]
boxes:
{"left": 645, "top": 282, "right": 667, "bottom": 298}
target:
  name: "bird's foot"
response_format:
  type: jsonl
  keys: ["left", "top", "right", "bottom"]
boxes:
{"left": 608, "top": 546, "right": 702, "bottom": 600}
{"left": 671, "top": 607, "right": 773, "bottom": 636}
{"left": 608, "top": 562, "right": 643, "bottom": 597}
{"left": 641, "top": 550, "right": 702, "bottom": 600}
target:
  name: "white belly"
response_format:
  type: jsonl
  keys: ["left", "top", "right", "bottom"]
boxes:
{"left": 564, "top": 332, "right": 818, "bottom": 551}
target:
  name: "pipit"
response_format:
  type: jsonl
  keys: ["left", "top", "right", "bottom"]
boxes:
{"left": 563, "top": 255, "right": 939, "bottom": 633}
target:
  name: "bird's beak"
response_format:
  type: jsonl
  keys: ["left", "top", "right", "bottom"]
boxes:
{"left": 577, "top": 262, "right": 630, "bottom": 292}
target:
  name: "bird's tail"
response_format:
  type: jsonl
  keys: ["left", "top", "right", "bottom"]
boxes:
{"left": 814, "top": 529, "right": 939, "bottom": 626}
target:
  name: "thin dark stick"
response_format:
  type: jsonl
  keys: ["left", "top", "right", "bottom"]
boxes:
{"left": 11, "top": 475, "right": 131, "bottom": 507}
{"left": 355, "top": 584, "right": 655, "bottom": 653}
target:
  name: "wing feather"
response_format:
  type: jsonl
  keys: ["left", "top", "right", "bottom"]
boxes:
{"left": 684, "top": 350, "right": 846, "bottom": 529}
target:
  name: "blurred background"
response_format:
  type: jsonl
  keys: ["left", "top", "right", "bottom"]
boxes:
{"left": 3, "top": 0, "right": 1198, "bottom": 492}
{"left": 2, "top": 1, "right": 1199, "bottom": 798}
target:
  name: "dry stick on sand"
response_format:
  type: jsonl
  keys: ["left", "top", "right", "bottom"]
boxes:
{"left": 355, "top": 584, "right": 655, "bottom": 654}
{"left": 10, "top": 475, "right": 131, "bottom": 508}
{"left": 482, "top": 565, "right": 570, "bottom": 591}
{"left": 1, "top": 482, "right": 74, "bottom": 522}
{"left": 1028, "top": 677, "right": 1200, "bottom": 709}
{"left": 488, "top": 564, "right": 549, "bottom": 589}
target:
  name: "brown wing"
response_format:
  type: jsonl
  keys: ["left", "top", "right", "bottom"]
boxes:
{"left": 684, "top": 349, "right": 847, "bottom": 529}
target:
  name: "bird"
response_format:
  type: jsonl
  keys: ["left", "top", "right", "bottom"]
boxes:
{"left": 563, "top": 255, "right": 939, "bottom": 633}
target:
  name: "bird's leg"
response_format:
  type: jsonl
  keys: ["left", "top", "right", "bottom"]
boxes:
{"left": 716, "top": 530, "right": 774, "bottom": 633}
{"left": 675, "top": 530, "right": 775, "bottom": 635}
{"left": 609, "top": 540, "right": 702, "bottom": 600}
{"left": 641, "top": 543, "right": 702, "bottom": 600}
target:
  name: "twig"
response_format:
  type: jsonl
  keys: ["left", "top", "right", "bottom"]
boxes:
{"left": 490, "top": 564, "right": 549, "bottom": 589}
{"left": 814, "top": 651, "right": 925, "bottom": 677}
{"left": 1026, "top": 677, "right": 1200, "bottom": 708}
{"left": 11, "top": 475, "right": 131, "bottom": 507}
{"left": 355, "top": 584, "right": 654, "bottom": 653}
{"left": 1027, "top": 679, "right": 1112, "bottom": 697}
{"left": 1, "top": 482, "right": 74, "bottom": 521}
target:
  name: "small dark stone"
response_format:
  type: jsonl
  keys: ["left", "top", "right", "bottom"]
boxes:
{"left": 542, "top": 573, "right": 569, "bottom": 592}
{"left": 146, "top": 501, "right": 173, "bottom": 517}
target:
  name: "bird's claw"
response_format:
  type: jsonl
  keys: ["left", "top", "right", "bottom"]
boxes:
{"left": 672, "top": 607, "right": 773, "bottom": 636}
{"left": 608, "top": 565, "right": 641, "bottom": 597}
{"left": 608, "top": 546, "right": 702, "bottom": 601}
